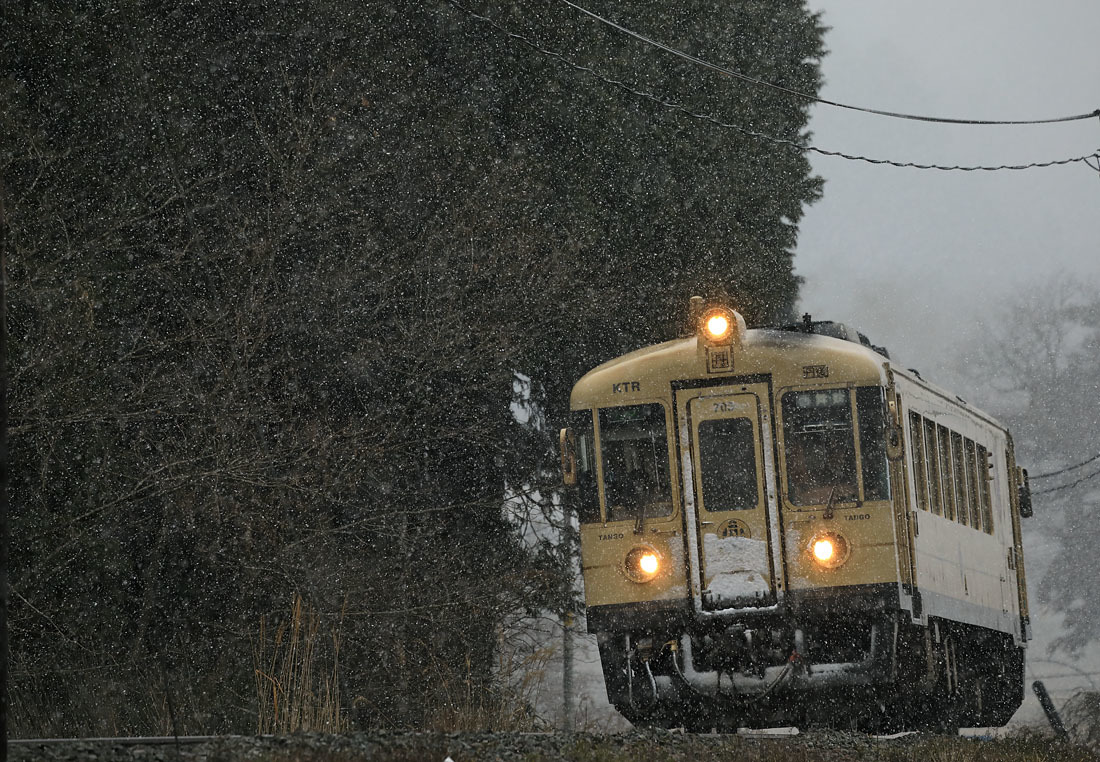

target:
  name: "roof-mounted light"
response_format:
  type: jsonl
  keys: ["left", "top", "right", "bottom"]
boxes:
{"left": 705, "top": 312, "right": 731, "bottom": 341}
{"left": 697, "top": 305, "right": 745, "bottom": 345}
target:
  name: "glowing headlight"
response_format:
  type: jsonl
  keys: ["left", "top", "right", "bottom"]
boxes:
{"left": 695, "top": 304, "right": 744, "bottom": 345}
{"left": 705, "top": 313, "right": 731, "bottom": 341}
{"left": 701, "top": 308, "right": 736, "bottom": 342}
{"left": 813, "top": 538, "right": 835, "bottom": 562}
{"left": 808, "top": 531, "right": 849, "bottom": 568}
{"left": 624, "top": 546, "right": 661, "bottom": 582}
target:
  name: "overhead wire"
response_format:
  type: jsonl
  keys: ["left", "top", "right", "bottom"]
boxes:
{"left": 1030, "top": 451, "right": 1100, "bottom": 480}
{"left": 1031, "top": 671, "right": 1100, "bottom": 682}
{"left": 558, "top": 0, "right": 1100, "bottom": 127}
{"left": 1033, "top": 466, "right": 1100, "bottom": 496}
{"left": 446, "top": 1, "right": 1100, "bottom": 174}
{"left": 1027, "top": 659, "right": 1100, "bottom": 692}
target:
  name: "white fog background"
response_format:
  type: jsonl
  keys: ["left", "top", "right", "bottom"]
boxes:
{"left": 797, "top": 1, "right": 1100, "bottom": 384}
{"left": 796, "top": 1, "right": 1100, "bottom": 725}
{"left": 555, "top": 1, "right": 1100, "bottom": 730}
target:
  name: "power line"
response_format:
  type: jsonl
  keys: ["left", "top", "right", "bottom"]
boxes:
{"left": 1032, "top": 672, "right": 1100, "bottom": 682}
{"left": 1033, "top": 466, "right": 1100, "bottom": 495}
{"left": 1030, "top": 451, "right": 1100, "bottom": 480}
{"left": 1027, "top": 659, "right": 1100, "bottom": 692}
{"left": 558, "top": 0, "right": 1100, "bottom": 127}
{"left": 448, "top": 1, "right": 1100, "bottom": 174}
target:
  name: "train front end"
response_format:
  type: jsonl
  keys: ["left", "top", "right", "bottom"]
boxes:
{"left": 561, "top": 299, "right": 908, "bottom": 730}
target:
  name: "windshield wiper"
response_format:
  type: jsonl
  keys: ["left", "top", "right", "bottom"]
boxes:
{"left": 823, "top": 485, "right": 837, "bottom": 520}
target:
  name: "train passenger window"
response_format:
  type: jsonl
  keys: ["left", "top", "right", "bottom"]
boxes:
{"left": 964, "top": 438, "right": 980, "bottom": 529}
{"left": 698, "top": 418, "right": 760, "bottom": 512}
{"left": 938, "top": 425, "right": 956, "bottom": 521}
{"left": 910, "top": 412, "right": 929, "bottom": 511}
{"left": 571, "top": 410, "right": 601, "bottom": 524}
{"left": 924, "top": 418, "right": 942, "bottom": 515}
{"left": 598, "top": 404, "right": 673, "bottom": 523}
{"left": 856, "top": 387, "right": 890, "bottom": 501}
{"left": 976, "top": 444, "right": 994, "bottom": 534}
{"left": 782, "top": 389, "right": 858, "bottom": 506}
{"left": 951, "top": 432, "right": 969, "bottom": 526}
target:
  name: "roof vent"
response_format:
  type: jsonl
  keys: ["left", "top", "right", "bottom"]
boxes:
{"left": 777, "top": 316, "right": 890, "bottom": 359}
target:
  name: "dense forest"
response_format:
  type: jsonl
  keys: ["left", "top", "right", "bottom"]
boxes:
{"left": 1, "top": 0, "right": 825, "bottom": 734}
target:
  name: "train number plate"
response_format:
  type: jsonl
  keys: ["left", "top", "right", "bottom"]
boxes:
{"left": 707, "top": 346, "right": 733, "bottom": 373}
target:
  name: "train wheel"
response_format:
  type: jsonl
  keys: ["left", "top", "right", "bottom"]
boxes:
{"left": 853, "top": 694, "right": 892, "bottom": 734}
{"left": 953, "top": 632, "right": 992, "bottom": 728}
{"left": 936, "top": 632, "right": 962, "bottom": 733}
{"left": 978, "top": 639, "right": 1025, "bottom": 726}
{"left": 683, "top": 717, "right": 715, "bottom": 733}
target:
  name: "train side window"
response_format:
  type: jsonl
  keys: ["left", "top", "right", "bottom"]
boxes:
{"left": 782, "top": 389, "right": 858, "bottom": 506}
{"left": 951, "top": 432, "right": 969, "bottom": 527}
{"left": 964, "top": 438, "right": 980, "bottom": 529}
{"left": 856, "top": 387, "right": 890, "bottom": 501}
{"left": 976, "top": 444, "right": 994, "bottom": 534}
{"left": 938, "top": 425, "right": 956, "bottom": 521}
{"left": 924, "top": 418, "right": 942, "bottom": 515}
{"left": 910, "top": 412, "right": 929, "bottom": 511}
{"left": 571, "top": 410, "right": 601, "bottom": 524}
{"left": 598, "top": 404, "right": 673, "bottom": 523}
{"left": 698, "top": 418, "right": 760, "bottom": 512}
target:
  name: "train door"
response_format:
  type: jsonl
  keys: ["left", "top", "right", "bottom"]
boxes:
{"left": 682, "top": 383, "right": 781, "bottom": 610}
{"left": 891, "top": 390, "right": 919, "bottom": 606}
{"left": 995, "top": 448, "right": 1019, "bottom": 627}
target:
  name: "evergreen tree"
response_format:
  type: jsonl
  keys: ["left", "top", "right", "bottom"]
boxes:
{"left": 1, "top": 0, "right": 824, "bottom": 732}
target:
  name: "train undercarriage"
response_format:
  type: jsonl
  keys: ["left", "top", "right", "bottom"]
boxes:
{"left": 591, "top": 589, "right": 1024, "bottom": 732}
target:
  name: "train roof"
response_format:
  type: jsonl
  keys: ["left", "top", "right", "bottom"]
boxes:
{"left": 570, "top": 323, "right": 1008, "bottom": 433}
{"left": 571, "top": 326, "right": 890, "bottom": 407}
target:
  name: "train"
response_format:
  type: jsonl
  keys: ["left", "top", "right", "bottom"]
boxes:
{"left": 560, "top": 297, "right": 1033, "bottom": 732}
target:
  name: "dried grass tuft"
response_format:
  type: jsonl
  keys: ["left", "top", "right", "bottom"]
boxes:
{"left": 254, "top": 593, "right": 345, "bottom": 734}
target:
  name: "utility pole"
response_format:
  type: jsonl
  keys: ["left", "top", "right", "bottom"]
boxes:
{"left": 1, "top": 177, "right": 10, "bottom": 761}
{"left": 562, "top": 610, "right": 574, "bottom": 732}
{"left": 1033, "top": 681, "right": 1068, "bottom": 740}
{"left": 561, "top": 487, "right": 579, "bottom": 733}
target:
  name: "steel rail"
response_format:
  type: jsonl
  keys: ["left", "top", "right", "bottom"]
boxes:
{"left": 9, "top": 734, "right": 238, "bottom": 746}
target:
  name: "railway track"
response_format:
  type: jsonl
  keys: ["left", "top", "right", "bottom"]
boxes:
{"left": 12, "top": 734, "right": 219, "bottom": 745}
{"left": 7, "top": 729, "right": 1090, "bottom": 762}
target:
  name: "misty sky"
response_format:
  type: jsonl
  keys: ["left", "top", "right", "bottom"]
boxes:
{"left": 795, "top": 2, "right": 1100, "bottom": 387}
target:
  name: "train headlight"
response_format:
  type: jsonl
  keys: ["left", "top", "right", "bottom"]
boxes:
{"left": 702, "top": 308, "right": 734, "bottom": 342}
{"left": 813, "top": 538, "right": 835, "bottom": 562}
{"left": 706, "top": 313, "right": 730, "bottom": 340}
{"left": 624, "top": 546, "right": 662, "bottom": 583}
{"left": 808, "top": 531, "right": 849, "bottom": 568}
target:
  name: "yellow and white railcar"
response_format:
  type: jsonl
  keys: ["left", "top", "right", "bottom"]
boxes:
{"left": 561, "top": 298, "right": 1031, "bottom": 731}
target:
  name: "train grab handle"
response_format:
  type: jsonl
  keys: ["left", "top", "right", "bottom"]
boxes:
{"left": 885, "top": 421, "right": 904, "bottom": 461}
{"left": 1018, "top": 467, "right": 1033, "bottom": 518}
{"left": 560, "top": 427, "right": 577, "bottom": 486}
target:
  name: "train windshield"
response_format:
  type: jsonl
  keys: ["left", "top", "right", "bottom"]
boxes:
{"left": 598, "top": 403, "right": 673, "bottom": 522}
{"left": 698, "top": 418, "right": 759, "bottom": 511}
{"left": 856, "top": 387, "right": 890, "bottom": 501}
{"left": 570, "top": 410, "right": 601, "bottom": 524}
{"left": 782, "top": 387, "right": 892, "bottom": 506}
{"left": 782, "top": 389, "right": 859, "bottom": 506}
